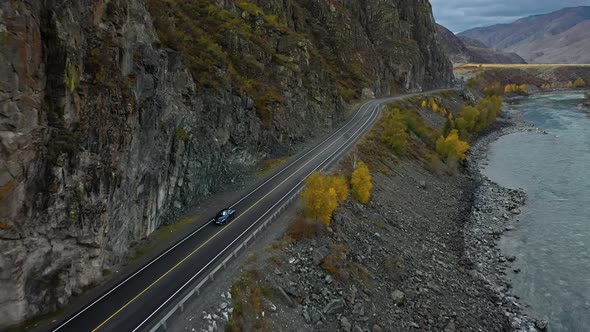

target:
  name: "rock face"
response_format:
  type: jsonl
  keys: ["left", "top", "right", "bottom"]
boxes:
{"left": 435, "top": 24, "right": 526, "bottom": 65}
{"left": 0, "top": 0, "right": 451, "bottom": 327}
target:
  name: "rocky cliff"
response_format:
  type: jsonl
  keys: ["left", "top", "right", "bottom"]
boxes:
{"left": 0, "top": 0, "right": 451, "bottom": 327}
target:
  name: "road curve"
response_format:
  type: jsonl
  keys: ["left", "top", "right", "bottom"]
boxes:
{"left": 49, "top": 90, "right": 449, "bottom": 332}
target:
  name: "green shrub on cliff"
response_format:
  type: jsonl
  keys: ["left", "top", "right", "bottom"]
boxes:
{"left": 65, "top": 62, "right": 77, "bottom": 92}
{"left": 146, "top": 0, "right": 288, "bottom": 124}
{"left": 175, "top": 128, "right": 189, "bottom": 142}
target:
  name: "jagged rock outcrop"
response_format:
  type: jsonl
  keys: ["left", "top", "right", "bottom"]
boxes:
{"left": 0, "top": 0, "right": 451, "bottom": 327}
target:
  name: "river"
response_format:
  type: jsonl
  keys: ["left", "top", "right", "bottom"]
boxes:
{"left": 481, "top": 92, "right": 590, "bottom": 331}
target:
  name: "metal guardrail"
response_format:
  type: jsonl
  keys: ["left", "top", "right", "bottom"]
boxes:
{"left": 148, "top": 186, "right": 303, "bottom": 332}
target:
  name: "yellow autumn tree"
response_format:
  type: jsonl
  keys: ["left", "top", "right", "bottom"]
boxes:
{"left": 421, "top": 100, "right": 427, "bottom": 108}
{"left": 428, "top": 98, "right": 439, "bottom": 112}
{"left": 504, "top": 84, "right": 527, "bottom": 95}
{"left": 503, "top": 84, "right": 513, "bottom": 94}
{"left": 301, "top": 173, "right": 337, "bottom": 225}
{"left": 301, "top": 172, "right": 349, "bottom": 225}
{"left": 436, "top": 129, "right": 470, "bottom": 162}
{"left": 327, "top": 175, "right": 349, "bottom": 203}
{"left": 381, "top": 108, "right": 409, "bottom": 155}
{"left": 351, "top": 161, "right": 372, "bottom": 204}
{"left": 574, "top": 78, "right": 586, "bottom": 87}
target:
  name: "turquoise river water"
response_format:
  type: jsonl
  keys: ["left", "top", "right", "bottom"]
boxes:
{"left": 482, "top": 92, "right": 590, "bottom": 331}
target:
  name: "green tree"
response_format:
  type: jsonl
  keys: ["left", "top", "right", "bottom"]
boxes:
{"left": 455, "top": 106, "right": 480, "bottom": 138}
{"left": 476, "top": 95, "right": 502, "bottom": 130}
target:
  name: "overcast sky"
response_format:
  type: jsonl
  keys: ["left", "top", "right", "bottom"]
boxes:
{"left": 431, "top": 0, "right": 590, "bottom": 32}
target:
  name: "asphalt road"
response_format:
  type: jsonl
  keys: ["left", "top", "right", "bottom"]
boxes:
{"left": 49, "top": 91, "right": 446, "bottom": 332}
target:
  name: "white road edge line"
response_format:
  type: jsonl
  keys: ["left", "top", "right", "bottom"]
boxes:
{"left": 51, "top": 99, "right": 374, "bottom": 332}
{"left": 132, "top": 99, "right": 384, "bottom": 332}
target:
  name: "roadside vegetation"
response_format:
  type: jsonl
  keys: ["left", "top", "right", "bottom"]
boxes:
{"left": 379, "top": 91, "right": 503, "bottom": 173}
{"left": 301, "top": 172, "right": 349, "bottom": 225}
{"left": 436, "top": 130, "right": 470, "bottom": 162}
{"left": 451, "top": 96, "right": 503, "bottom": 139}
{"left": 567, "top": 78, "right": 587, "bottom": 88}
{"left": 226, "top": 270, "right": 272, "bottom": 332}
{"left": 504, "top": 84, "right": 528, "bottom": 95}
{"left": 420, "top": 98, "right": 448, "bottom": 116}
{"left": 299, "top": 161, "right": 372, "bottom": 226}
{"left": 350, "top": 162, "right": 372, "bottom": 204}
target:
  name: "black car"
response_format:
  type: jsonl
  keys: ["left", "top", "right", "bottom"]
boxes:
{"left": 211, "top": 208, "right": 237, "bottom": 225}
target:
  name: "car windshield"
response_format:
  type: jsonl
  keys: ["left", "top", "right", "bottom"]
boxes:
{"left": 218, "top": 210, "right": 230, "bottom": 217}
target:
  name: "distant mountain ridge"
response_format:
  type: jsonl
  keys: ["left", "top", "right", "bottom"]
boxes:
{"left": 435, "top": 24, "right": 526, "bottom": 65}
{"left": 459, "top": 6, "right": 590, "bottom": 64}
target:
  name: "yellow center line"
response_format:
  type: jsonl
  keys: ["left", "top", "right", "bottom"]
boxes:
{"left": 91, "top": 105, "right": 376, "bottom": 331}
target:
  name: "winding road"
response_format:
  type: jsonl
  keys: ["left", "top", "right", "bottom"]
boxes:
{"left": 49, "top": 91, "right": 447, "bottom": 332}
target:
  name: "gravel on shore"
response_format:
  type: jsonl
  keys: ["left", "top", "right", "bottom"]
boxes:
{"left": 465, "top": 104, "right": 547, "bottom": 332}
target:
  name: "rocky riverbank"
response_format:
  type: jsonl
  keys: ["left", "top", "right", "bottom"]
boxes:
{"left": 464, "top": 104, "right": 547, "bottom": 331}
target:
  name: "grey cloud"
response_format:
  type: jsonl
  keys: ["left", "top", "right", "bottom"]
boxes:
{"left": 430, "top": 0, "right": 590, "bottom": 32}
